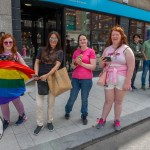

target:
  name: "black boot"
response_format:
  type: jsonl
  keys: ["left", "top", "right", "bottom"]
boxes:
{"left": 15, "top": 113, "right": 27, "bottom": 125}
{"left": 81, "top": 116, "right": 88, "bottom": 125}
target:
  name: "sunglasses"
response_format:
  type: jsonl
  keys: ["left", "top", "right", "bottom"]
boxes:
{"left": 49, "top": 38, "right": 58, "bottom": 42}
{"left": 3, "top": 41, "right": 13, "bottom": 45}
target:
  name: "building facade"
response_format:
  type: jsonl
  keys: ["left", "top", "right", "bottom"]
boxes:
{"left": 0, "top": 0, "right": 150, "bottom": 70}
{"left": 112, "top": 0, "right": 150, "bottom": 11}
{"left": 0, "top": 0, "right": 12, "bottom": 37}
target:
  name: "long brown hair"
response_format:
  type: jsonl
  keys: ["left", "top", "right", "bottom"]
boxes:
{"left": 107, "top": 26, "right": 128, "bottom": 49}
{"left": 77, "top": 33, "right": 88, "bottom": 48}
{"left": 41, "top": 31, "right": 62, "bottom": 63}
{"left": 0, "top": 33, "right": 18, "bottom": 55}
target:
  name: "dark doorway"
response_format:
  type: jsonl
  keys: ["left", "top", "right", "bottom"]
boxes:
{"left": 20, "top": 0, "right": 63, "bottom": 67}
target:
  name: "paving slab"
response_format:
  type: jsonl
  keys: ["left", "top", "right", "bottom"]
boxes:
{"left": 0, "top": 71, "right": 150, "bottom": 150}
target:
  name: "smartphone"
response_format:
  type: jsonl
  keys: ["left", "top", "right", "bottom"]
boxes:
{"left": 103, "top": 57, "right": 111, "bottom": 62}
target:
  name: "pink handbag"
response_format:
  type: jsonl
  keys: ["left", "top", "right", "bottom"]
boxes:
{"left": 97, "top": 71, "right": 106, "bottom": 86}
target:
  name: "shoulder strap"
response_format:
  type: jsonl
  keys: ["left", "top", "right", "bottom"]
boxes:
{"left": 39, "top": 47, "right": 44, "bottom": 59}
{"left": 123, "top": 46, "right": 129, "bottom": 53}
{"left": 15, "top": 52, "right": 20, "bottom": 61}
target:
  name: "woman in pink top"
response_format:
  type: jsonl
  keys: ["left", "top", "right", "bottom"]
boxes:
{"left": 65, "top": 34, "right": 96, "bottom": 125}
{"left": 96, "top": 26, "right": 135, "bottom": 131}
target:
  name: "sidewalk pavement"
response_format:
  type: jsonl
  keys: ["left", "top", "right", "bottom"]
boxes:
{"left": 1, "top": 71, "right": 150, "bottom": 150}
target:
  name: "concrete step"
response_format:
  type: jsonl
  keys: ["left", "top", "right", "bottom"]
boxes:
{"left": 25, "top": 107, "right": 150, "bottom": 150}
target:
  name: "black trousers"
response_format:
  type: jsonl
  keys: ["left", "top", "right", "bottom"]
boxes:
{"left": 131, "top": 60, "right": 140, "bottom": 86}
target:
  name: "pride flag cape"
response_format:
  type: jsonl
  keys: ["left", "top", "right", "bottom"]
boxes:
{"left": 0, "top": 60, "right": 35, "bottom": 104}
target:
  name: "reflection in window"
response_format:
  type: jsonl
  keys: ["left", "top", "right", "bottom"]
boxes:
{"left": 91, "top": 13, "right": 116, "bottom": 71}
{"left": 65, "top": 9, "right": 116, "bottom": 71}
{"left": 66, "top": 8, "right": 90, "bottom": 43}
{"left": 65, "top": 8, "right": 91, "bottom": 71}
{"left": 145, "top": 23, "right": 150, "bottom": 40}
{"left": 129, "top": 20, "right": 144, "bottom": 43}
{"left": 91, "top": 13, "right": 116, "bottom": 54}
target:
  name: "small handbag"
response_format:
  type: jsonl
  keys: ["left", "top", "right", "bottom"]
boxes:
{"left": 37, "top": 80, "right": 49, "bottom": 95}
{"left": 97, "top": 71, "right": 107, "bottom": 86}
{"left": 48, "top": 67, "right": 72, "bottom": 96}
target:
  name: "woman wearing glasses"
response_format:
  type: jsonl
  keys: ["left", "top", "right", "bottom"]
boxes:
{"left": 33, "top": 31, "right": 63, "bottom": 135}
{"left": 0, "top": 33, "right": 30, "bottom": 130}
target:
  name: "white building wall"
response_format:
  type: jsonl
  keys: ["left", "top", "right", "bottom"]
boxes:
{"left": 0, "top": 0, "right": 12, "bottom": 34}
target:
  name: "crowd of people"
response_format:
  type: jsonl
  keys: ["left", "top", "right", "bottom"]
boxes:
{"left": 0, "top": 25, "right": 150, "bottom": 136}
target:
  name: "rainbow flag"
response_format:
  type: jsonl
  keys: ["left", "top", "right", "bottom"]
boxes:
{"left": 0, "top": 60, "right": 34, "bottom": 104}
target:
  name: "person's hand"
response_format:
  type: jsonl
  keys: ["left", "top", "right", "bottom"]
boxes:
{"left": 122, "top": 81, "right": 131, "bottom": 91}
{"left": 144, "top": 57, "right": 147, "bottom": 60}
{"left": 75, "top": 55, "right": 82, "bottom": 65}
{"left": 100, "top": 56, "right": 107, "bottom": 66}
{"left": 50, "top": 68, "right": 57, "bottom": 75}
{"left": 40, "top": 74, "right": 48, "bottom": 81}
{"left": 100, "top": 56, "right": 106, "bottom": 61}
{"left": 32, "top": 74, "right": 40, "bottom": 81}
{"left": 71, "top": 62, "right": 77, "bottom": 69}
{"left": 101, "top": 56, "right": 112, "bottom": 65}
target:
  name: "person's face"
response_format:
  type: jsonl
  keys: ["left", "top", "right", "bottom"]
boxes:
{"left": 134, "top": 36, "right": 140, "bottom": 43}
{"left": 111, "top": 31, "right": 121, "bottom": 45}
{"left": 79, "top": 35, "right": 88, "bottom": 47}
{"left": 3, "top": 37, "right": 13, "bottom": 51}
{"left": 49, "top": 34, "right": 58, "bottom": 48}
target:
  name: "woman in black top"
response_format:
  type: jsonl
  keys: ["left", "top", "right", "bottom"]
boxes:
{"left": 33, "top": 31, "right": 63, "bottom": 135}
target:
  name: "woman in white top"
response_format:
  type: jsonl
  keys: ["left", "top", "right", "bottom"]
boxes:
{"left": 96, "top": 26, "right": 135, "bottom": 131}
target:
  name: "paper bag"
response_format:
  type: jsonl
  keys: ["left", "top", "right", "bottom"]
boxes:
{"left": 48, "top": 67, "right": 72, "bottom": 96}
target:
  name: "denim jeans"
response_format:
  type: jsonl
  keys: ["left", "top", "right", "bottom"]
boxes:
{"left": 131, "top": 60, "right": 140, "bottom": 86}
{"left": 65, "top": 78, "right": 92, "bottom": 117}
{"left": 141, "top": 60, "right": 150, "bottom": 86}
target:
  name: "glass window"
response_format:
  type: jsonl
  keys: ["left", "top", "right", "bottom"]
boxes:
{"left": 65, "top": 8, "right": 91, "bottom": 71}
{"left": 91, "top": 13, "right": 116, "bottom": 53}
{"left": 21, "top": 19, "right": 43, "bottom": 59}
{"left": 129, "top": 20, "right": 145, "bottom": 44}
{"left": 66, "top": 9, "right": 90, "bottom": 42}
{"left": 65, "top": 9, "right": 116, "bottom": 72}
{"left": 145, "top": 23, "right": 150, "bottom": 40}
{"left": 91, "top": 13, "right": 116, "bottom": 71}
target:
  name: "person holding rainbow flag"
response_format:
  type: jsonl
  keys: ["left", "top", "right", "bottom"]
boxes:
{"left": 0, "top": 33, "right": 34, "bottom": 130}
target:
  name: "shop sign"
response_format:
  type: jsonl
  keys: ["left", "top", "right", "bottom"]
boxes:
{"left": 68, "top": 0, "right": 87, "bottom": 5}
{"left": 69, "top": 0, "right": 98, "bottom": 7}
{"left": 41, "top": 0, "right": 98, "bottom": 10}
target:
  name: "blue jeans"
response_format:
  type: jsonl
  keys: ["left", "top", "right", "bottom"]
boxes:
{"left": 141, "top": 60, "right": 150, "bottom": 86}
{"left": 65, "top": 78, "right": 92, "bottom": 117}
